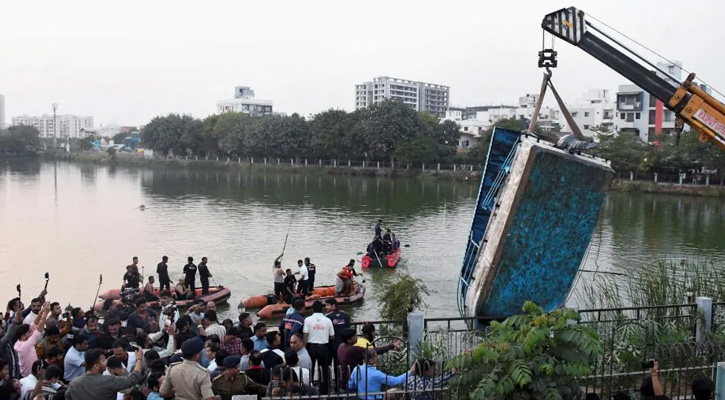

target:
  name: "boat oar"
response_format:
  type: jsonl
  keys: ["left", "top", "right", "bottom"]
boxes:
{"left": 280, "top": 216, "right": 293, "bottom": 260}
{"left": 92, "top": 274, "right": 102, "bottom": 310}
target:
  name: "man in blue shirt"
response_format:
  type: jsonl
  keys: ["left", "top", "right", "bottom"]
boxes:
{"left": 348, "top": 348, "right": 413, "bottom": 400}
{"left": 279, "top": 299, "right": 305, "bottom": 350}
{"left": 251, "top": 323, "right": 269, "bottom": 351}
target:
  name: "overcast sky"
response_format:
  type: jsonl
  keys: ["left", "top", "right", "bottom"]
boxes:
{"left": 1, "top": 0, "right": 724, "bottom": 127}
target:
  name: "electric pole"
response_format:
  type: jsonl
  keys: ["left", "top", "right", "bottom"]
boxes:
{"left": 52, "top": 103, "right": 58, "bottom": 150}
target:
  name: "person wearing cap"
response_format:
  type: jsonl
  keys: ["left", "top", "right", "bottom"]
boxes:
{"left": 211, "top": 355, "right": 267, "bottom": 400}
{"left": 160, "top": 337, "right": 220, "bottom": 400}
{"left": 303, "top": 300, "right": 334, "bottom": 395}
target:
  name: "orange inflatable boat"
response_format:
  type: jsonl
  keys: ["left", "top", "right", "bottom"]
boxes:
{"left": 242, "top": 285, "right": 336, "bottom": 309}
{"left": 93, "top": 286, "right": 231, "bottom": 312}
{"left": 256, "top": 284, "right": 365, "bottom": 319}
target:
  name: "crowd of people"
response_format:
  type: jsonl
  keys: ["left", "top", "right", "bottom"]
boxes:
{"left": 0, "top": 271, "right": 454, "bottom": 400}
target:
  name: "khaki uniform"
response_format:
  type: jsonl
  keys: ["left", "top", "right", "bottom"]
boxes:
{"left": 160, "top": 360, "right": 215, "bottom": 400}
{"left": 212, "top": 372, "right": 267, "bottom": 400}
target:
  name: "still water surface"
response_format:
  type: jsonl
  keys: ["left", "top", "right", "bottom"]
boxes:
{"left": 1, "top": 159, "right": 725, "bottom": 321}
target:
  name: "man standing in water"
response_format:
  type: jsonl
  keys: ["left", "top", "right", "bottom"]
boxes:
{"left": 199, "top": 257, "right": 213, "bottom": 295}
{"left": 157, "top": 256, "right": 171, "bottom": 291}
{"left": 184, "top": 257, "right": 198, "bottom": 296}
{"left": 273, "top": 254, "right": 285, "bottom": 302}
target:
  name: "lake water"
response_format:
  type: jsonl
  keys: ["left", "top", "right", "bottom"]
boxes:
{"left": 2, "top": 159, "right": 725, "bottom": 321}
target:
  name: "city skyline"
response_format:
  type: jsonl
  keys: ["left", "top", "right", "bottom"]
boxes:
{"left": 1, "top": 0, "right": 724, "bottom": 127}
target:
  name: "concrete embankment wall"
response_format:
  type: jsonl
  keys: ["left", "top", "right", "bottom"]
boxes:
{"left": 47, "top": 152, "right": 479, "bottom": 181}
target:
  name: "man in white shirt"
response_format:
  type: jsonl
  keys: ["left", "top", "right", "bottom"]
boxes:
{"left": 64, "top": 335, "right": 89, "bottom": 381}
{"left": 202, "top": 310, "right": 226, "bottom": 339}
{"left": 302, "top": 300, "right": 334, "bottom": 394}
{"left": 295, "top": 259, "right": 310, "bottom": 296}
{"left": 19, "top": 359, "right": 45, "bottom": 399}
{"left": 22, "top": 298, "right": 43, "bottom": 326}
{"left": 158, "top": 290, "right": 179, "bottom": 330}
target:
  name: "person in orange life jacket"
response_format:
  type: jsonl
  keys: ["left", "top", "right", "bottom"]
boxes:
{"left": 304, "top": 258, "right": 316, "bottom": 292}
{"left": 279, "top": 299, "right": 305, "bottom": 350}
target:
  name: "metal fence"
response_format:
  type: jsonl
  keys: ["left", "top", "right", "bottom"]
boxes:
{"left": 120, "top": 152, "right": 484, "bottom": 173}
{"left": 328, "top": 303, "right": 724, "bottom": 399}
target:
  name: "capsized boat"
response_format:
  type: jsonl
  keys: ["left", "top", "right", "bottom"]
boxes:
{"left": 361, "top": 247, "right": 401, "bottom": 268}
{"left": 242, "top": 285, "right": 337, "bottom": 309}
{"left": 256, "top": 283, "right": 366, "bottom": 319}
{"left": 93, "top": 285, "right": 231, "bottom": 312}
{"left": 459, "top": 129, "right": 613, "bottom": 322}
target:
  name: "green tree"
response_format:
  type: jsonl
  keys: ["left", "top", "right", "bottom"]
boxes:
{"left": 355, "top": 100, "right": 421, "bottom": 161}
{"left": 141, "top": 114, "right": 203, "bottom": 156}
{"left": 111, "top": 132, "right": 128, "bottom": 144}
{"left": 449, "top": 302, "right": 602, "bottom": 400}
{"left": 203, "top": 112, "right": 248, "bottom": 156}
{"left": 594, "top": 133, "right": 647, "bottom": 173}
{"left": 309, "top": 109, "right": 352, "bottom": 159}
{"left": 0, "top": 125, "right": 41, "bottom": 155}
{"left": 244, "top": 113, "right": 311, "bottom": 159}
{"left": 373, "top": 274, "right": 429, "bottom": 321}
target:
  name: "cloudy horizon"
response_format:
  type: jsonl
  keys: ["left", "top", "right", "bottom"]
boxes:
{"left": 1, "top": 0, "right": 723, "bottom": 127}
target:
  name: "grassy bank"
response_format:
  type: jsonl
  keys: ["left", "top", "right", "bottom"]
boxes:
{"left": 45, "top": 151, "right": 479, "bottom": 181}
{"left": 609, "top": 179, "right": 725, "bottom": 197}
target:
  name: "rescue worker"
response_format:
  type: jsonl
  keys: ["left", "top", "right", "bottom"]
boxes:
{"left": 304, "top": 257, "right": 317, "bottom": 293}
{"left": 211, "top": 355, "right": 267, "bottom": 400}
{"left": 183, "top": 257, "right": 197, "bottom": 295}
{"left": 199, "top": 257, "right": 213, "bottom": 295}
{"left": 160, "top": 337, "right": 220, "bottom": 400}
{"left": 374, "top": 219, "right": 383, "bottom": 237}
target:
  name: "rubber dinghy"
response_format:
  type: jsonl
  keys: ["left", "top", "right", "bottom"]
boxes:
{"left": 256, "top": 283, "right": 365, "bottom": 319}
{"left": 93, "top": 286, "right": 231, "bottom": 312}
{"left": 361, "top": 247, "right": 401, "bottom": 268}
{"left": 242, "top": 285, "right": 337, "bottom": 309}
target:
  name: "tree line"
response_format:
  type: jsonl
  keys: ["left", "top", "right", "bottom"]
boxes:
{"left": 140, "top": 100, "right": 465, "bottom": 165}
{"left": 0, "top": 125, "right": 41, "bottom": 155}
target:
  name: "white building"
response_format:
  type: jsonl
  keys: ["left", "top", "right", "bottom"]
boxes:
{"left": 11, "top": 114, "right": 94, "bottom": 138}
{"left": 0, "top": 95, "right": 5, "bottom": 129}
{"left": 217, "top": 86, "right": 273, "bottom": 116}
{"left": 615, "top": 61, "right": 684, "bottom": 143}
{"left": 445, "top": 94, "right": 566, "bottom": 150}
{"left": 355, "top": 76, "right": 450, "bottom": 118}
{"left": 566, "top": 89, "right": 616, "bottom": 138}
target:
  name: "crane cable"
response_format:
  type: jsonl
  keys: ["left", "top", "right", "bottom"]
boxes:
{"left": 586, "top": 12, "right": 725, "bottom": 102}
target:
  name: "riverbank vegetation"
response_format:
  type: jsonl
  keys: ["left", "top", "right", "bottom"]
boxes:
{"left": 0, "top": 125, "right": 41, "bottom": 155}
{"left": 140, "top": 100, "right": 468, "bottom": 166}
{"left": 594, "top": 130, "right": 725, "bottom": 185}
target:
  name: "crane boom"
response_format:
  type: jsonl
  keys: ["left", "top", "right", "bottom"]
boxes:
{"left": 542, "top": 7, "right": 725, "bottom": 150}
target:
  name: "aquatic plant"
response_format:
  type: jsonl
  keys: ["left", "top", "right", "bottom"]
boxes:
{"left": 373, "top": 274, "right": 430, "bottom": 322}
{"left": 448, "top": 302, "right": 601, "bottom": 400}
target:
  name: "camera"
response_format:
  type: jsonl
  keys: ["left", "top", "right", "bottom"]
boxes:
{"left": 642, "top": 360, "right": 655, "bottom": 369}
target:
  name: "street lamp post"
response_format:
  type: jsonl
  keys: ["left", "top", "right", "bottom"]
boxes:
{"left": 52, "top": 103, "right": 58, "bottom": 150}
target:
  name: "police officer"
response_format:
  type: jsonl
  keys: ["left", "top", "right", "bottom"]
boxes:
{"left": 160, "top": 337, "right": 220, "bottom": 400}
{"left": 183, "top": 257, "right": 198, "bottom": 295}
{"left": 212, "top": 355, "right": 267, "bottom": 400}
